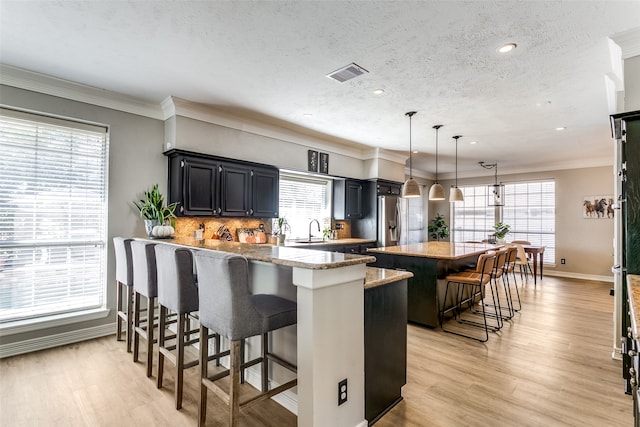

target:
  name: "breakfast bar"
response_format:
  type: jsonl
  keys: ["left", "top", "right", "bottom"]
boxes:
{"left": 140, "top": 237, "right": 412, "bottom": 427}
{"left": 368, "top": 242, "right": 497, "bottom": 328}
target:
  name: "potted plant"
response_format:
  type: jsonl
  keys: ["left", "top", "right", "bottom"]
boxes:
{"left": 272, "top": 217, "right": 290, "bottom": 245}
{"left": 133, "top": 184, "right": 178, "bottom": 237}
{"left": 493, "top": 222, "right": 511, "bottom": 243}
{"left": 428, "top": 213, "right": 450, "bottom": 241}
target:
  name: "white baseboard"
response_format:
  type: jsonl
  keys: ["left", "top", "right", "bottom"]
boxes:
{"left": 544, "top": 270, "right": 614, "bottom": 283}
{"left": 0, "top": 323, "right": 115, "bottom": 359}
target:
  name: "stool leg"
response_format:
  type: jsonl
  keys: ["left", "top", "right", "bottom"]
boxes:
{"left": 176, "top": 313, "right": 185, "bottom": 410}
{"left": 230, "top": 340, "right": 242, "bottom": 427}
{"left": 199, "top": 325, "right": 208, "bottom": 427}
{"left": 157, "top": 305, "right": 166, "bottom": 389}
{"left": 133, "top": 291, "right": 141, "bottom": 362}
{"left": 262, "top": 332, "right": 268, "bottom": 392}
{"left": 146, "top": 297, "right": 155, "bottom": 378}
{"left": 240, "top": 338, "right": 245, "bottom": 384}
{"left": 126, "top": 285, "right": 134, "bottom": 353}
{"left": 116, "top": 281, "right": 123, "bottom": 341}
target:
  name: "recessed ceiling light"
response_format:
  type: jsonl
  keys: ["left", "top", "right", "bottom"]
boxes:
{"left": 497, "top": 43, "right": 517, "bottom": 53}
{"left": 303, "top": 113, "right": 313, "bottom": 118}
{"left": 412, "top": 150, "right": 419, "bottom": 154}
{"left": 469, "top": 141, "right": 478, "bottom": 145}
{"left": 536, "top": 101, "right": 552, "bottom": 107}
{"left": 555, "top": 126, "right": 566, "bottom": 131}
{"left": 373, "top": 89, "right": 385, "bottom": 95}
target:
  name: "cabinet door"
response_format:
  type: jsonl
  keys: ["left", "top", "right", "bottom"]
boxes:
{"left": 182, "top": 157, "right": 219, "bottom": 216}
{"left": 345, "top": 180, "right": 363, "bottom": 219}
{"left": 220, "top": 163, "right": 251, "bottom": 216}
{"left": 252, "top": 167, "right": 279, "bottom": 218}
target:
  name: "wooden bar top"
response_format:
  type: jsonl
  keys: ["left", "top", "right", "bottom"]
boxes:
{"left": 368, "top": 241, "right": 497, "bottom": 260}
{"left": 140, "top": 236, "right": 375, "bottom": 270}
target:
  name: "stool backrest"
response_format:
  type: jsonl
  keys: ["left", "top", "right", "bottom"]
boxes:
{"left": 113, "top": 237, "right": 133, "bottom": 285}
{"left": 155, "top": 245, "right": 199, "bottom": 314}
{"left": 131, "top": 241, "right": 158, "bottom": 298}
{"left": 513, "top": 244, "right": 528, "bottom": 263}
{"left": 476, "top": 253, "right": 496, "bottom": 285}
{"left": 194, "top": 250, "right": 263, "bottom": 341}
{"left": 511, "top": 240, "right": 531, "bottom": 245}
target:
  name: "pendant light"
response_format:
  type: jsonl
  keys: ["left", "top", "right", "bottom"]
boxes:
{"left": 479, "top": 161, "right": 505, "bottom": 206}
{"left": 449, "top": 135, "right": 464, "bottom": 203}
{"left": 428, "top": 125, "right": 446, "bottom": 200}
{"left": 402, "top": 111, "right": 421, "bottom": 198}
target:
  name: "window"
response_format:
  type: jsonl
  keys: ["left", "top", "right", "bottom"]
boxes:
{"left": 278, "top": 172, "right": 332, "bottom": 239}
{"left": 502, "top": 180, "right": 556, "bottom": 263}
{"left": 0, "top": 108, "right": 108, "bottom": 323}
{"left": 451, "top": 185, "right": 496, "bottom": 242}
{"left": 452, "top": 180, "right": 556, "bottom": 264}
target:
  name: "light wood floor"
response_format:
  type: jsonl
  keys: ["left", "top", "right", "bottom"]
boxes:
{"left": 0, "top": 276, "right": 632, "bottom": 426}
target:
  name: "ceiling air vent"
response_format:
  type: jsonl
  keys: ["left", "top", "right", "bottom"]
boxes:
{"left": 326, "top": 63, "right": 369, "bottom": 82}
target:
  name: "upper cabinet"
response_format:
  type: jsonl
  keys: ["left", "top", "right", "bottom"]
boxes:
{"left": 166, "top": 149, "right": 279, "bottom": 218}
{"left": 333, "top": 179, "right": 364, "bottom": 220}
{"left": 376, "top": 180, "right": 403, "bottom": 196}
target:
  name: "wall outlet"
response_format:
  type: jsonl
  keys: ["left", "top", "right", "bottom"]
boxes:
{"left": 561, "top": 258, "right": 566, "bottom": 264}
{"left": 338, "top": 378, "right": 347, "bottom": 406}
{"left": 335, "top": 223, "right": 344, "bottom": 230}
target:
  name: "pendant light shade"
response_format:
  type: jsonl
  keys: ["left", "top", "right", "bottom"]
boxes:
{"left": 402, "top": 111, "right": 422, "bottom": 198}
{"left": 449, "top": 135, "right": 464, "bottom": 203}
{"left": 428, "top": 125, "right": 446, "bottom": 201}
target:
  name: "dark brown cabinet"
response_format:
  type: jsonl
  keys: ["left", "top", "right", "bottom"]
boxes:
{"left": 376, "top": 181, "right": 402, "bottom": 196}
{"left": 333, "top": 179, "right": 364, "bottom": 220}
{"left": 166, "top": 149, "right": 279, "bottom": 218}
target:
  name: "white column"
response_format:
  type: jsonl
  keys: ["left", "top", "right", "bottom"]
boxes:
{"left": 293, "top": 264, "right": 367, "bottom": 427}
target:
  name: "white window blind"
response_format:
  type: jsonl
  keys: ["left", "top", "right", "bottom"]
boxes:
{"left": 278, "top": 172, "right": 332, "bottom": 239}
{"left": 0, "top": 108, "right": 108, "bottom": 323}
{"left": 503, "top": 180, "right": 556, "bottom": 263}
{"left": 451, "top": 185, "right": 496, "bottom": 242}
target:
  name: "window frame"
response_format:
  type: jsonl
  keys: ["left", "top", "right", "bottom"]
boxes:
{"left": 0, "top": 106, "right": 110, "bottom": 329}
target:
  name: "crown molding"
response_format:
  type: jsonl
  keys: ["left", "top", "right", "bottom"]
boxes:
{"left": 164, "top": 96, "right": 373, "bottom": 161}
{"left": 610, "top": 27, "right": 640, "bottom": 59}
{"left": 0, "top": 65, "right": 165, "bottom": 119}
{"left": 362, "top": 147, "right": 407, "bottom": 164}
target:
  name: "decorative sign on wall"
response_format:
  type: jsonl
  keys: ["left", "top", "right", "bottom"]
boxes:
{"left": 319, "top": 152, "right": 329, "bottom": 174}
{"left": 308, "top": 150, "right": 318, "bottom": 172}
{"left": 583, "top": 195, "right": 614, "bottom": 219}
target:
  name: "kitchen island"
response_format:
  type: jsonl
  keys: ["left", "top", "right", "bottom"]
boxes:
{"left": 138, "top": 237, "right": 410, "bottom": 427}
{"left": 368, "top": 242, "right": 496, "bottom": 328}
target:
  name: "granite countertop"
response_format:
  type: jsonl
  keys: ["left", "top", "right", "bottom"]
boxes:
{"left": 142, "top": 236, "right": 375, "bottom": 270}
{"left": 628, "top": 274, "right": 640, "bottom": 337}
{"left": 368, "top": 241, "right": 497, "bottom": 260}
{"left": 364, "top": 267, "right": 413, "bottom": 289}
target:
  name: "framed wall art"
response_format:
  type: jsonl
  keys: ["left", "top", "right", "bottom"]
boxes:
{"left": 319, "top": 152, "right": 329, "bottom": 174}
{"left": 583, "top": 195, "right": 614, "bottom": 219}
{"left": 308, "top": 150, "right": 318, "bottom": 172}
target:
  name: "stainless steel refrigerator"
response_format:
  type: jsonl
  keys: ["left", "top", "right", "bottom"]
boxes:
{"left": 377, "top": 195, "right": 418, "bottom": 247}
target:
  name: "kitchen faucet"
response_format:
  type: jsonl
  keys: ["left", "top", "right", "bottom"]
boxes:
{"left": 309, "top": 219, "right": 320, "bottom": 242}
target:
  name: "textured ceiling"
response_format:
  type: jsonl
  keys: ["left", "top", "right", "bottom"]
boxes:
{"left": 1, "top": 1, "right": 639, "bottom": 177}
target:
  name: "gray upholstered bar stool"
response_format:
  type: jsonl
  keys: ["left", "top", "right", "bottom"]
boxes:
{"left": 131, "top": 240, "right": 158, "bottom": 377}
{"left": 113, "top": 237, "right": 134, "bottom": 353}
{"left": 155, "top": 244, "right": 202, "bottom": 410}
{"left": 194, "top": 250, "right": 297, "bottom": 427}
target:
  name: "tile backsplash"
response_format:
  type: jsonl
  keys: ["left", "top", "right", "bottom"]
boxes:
{"left": 174, "top": 217, "right": 351, "bottom": 241}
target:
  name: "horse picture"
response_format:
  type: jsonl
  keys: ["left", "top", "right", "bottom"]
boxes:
{"left": 583, "top": 195, "right": 614, "bottom": 219}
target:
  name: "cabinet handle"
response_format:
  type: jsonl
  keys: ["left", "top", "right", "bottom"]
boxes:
{"left": 249, "top": 208, "right": 254, "bottom": 215}
{"left": 631, "top": 378, "right": 637, "bottom": 387}
{"left": 180, "top": 206, "right": 184, "bottom": 213}
{"left": 630, "top": 350, "right": 637, "bottom": 357}
{"left": 180, "top": 160, "right": 184, "bottom": 167}
{"left": 631, "top": 368, "right": 636, "bottom": 377}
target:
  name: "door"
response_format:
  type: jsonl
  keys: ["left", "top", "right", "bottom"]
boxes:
{"left": 220, "top": 163, "right": 251, "bottom": 216}
{"left": 252, "top": 167, "right": 279, "bottom": 218}
{"left": 182, "top": 157, "right": 219, "bottom": 216}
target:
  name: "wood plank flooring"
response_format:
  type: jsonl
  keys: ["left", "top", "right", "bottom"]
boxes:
{"left": 0, "top": 276, "right": 632, "bottom": 426}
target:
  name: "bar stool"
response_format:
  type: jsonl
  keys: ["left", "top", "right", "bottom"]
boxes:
{"left": 488, "top": 248, "right": 513, "bottom": 320}
{"left": 155, "top": 244, "right": 203, "bottom": 410}
{"left": 503, "top": 246, "right": 522, "bottom": 311}
{"left": 514, "top": 243, "right": 534, "bottom": 281}
{"left": 194, "top": 250, "right": 297, "bottom": 427}
{"left": 113, "top": 237, "right": 134, "bottom": 353}
{"left": 131, "top": 240, "right": 158, "bottom": 377}
{"left": 440, "top": 253, "right": 497, "bottom": 342}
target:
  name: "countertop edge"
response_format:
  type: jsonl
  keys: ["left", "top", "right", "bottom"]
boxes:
{"left": 364, "top": 266, "right": 413, "bottom": 289}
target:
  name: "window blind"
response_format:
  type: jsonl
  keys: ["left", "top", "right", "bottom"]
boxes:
{"left": 0, "top": 108, "right": 108, "bottom": 323}
{"left": 278, "top": 173, "right": 332, "bottom": 239}
{"left": 502, "top": 180, "right": 556, "bottom": 262}
{"left": 451, "top": 185, "right": 496, "bottom": 242}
